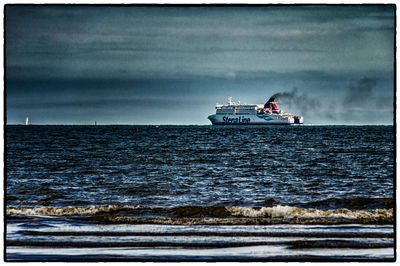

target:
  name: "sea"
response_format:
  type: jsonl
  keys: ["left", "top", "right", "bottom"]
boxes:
{"left": 5, "top": 125, "right": 395, "bottom": 261}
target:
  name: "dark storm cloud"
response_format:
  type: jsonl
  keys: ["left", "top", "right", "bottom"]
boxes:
{"left": 314, "top": 77, "right": 393, "bottom": 124}
{"left": 9, "top": 98, "right": 200, "bottom": 110}
{"left": 338, "top": 77, "right": 393, "bottom": 123}
{"left": 343, "top": 77, "right": 376, "bottom": 107}
{"left": 233, "top": 70, "right": 342, "bottom": 82}
{"left": 6, "top": 5, "right": 394, "bottom": 80}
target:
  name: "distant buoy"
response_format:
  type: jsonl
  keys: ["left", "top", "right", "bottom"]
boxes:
{"left": 25, "top": 117, "right": 29, "bottom": 126}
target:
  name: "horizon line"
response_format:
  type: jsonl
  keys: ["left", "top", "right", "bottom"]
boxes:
{"left": 5, "top": 123, "right": 394, "bottom": 126}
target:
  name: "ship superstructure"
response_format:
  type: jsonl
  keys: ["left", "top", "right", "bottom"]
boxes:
{"left": 208, "top": 96, "right": 303, "bottom": 125}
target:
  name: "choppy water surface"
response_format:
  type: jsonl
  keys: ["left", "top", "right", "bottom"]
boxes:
{"left": 6, "top": 125, "right": 395, "bottom": 261}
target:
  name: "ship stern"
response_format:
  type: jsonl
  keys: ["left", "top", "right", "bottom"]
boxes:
{"left": 294, "top": 116, "right": 303, "bottom": 124}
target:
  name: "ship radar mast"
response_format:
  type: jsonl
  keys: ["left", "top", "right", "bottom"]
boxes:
{"left": 228, "top": 97, "right": 233, "bottom": 105}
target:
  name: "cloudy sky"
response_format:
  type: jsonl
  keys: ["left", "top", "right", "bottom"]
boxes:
{"left": 5, "top": 5, "right": 395, "bottom": 125}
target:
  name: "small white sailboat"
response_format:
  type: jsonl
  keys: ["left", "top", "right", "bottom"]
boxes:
{"left": 25, "top": 116, "right": 29, "bottom": 126}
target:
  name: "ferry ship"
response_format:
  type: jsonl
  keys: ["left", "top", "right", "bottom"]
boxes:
{"left": 208, "top": 96, "right": 303, "bottom": 125}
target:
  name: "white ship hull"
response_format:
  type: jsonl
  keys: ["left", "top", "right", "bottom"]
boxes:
{"left": 208, "top": 114, "right": 303, "bottom": 125}
{"left": 208, "top": 96, "right": 303, "bottom": 125}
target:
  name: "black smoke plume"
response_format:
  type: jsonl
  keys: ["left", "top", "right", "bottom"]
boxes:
{"left": 267, "top": 77, "right": 391, "bottom": 124}
{"left": 268, "top": 87, "right": 321, "bottom": 115}
{"left": 343, "top": 77, "right": 376, "bottom": 107}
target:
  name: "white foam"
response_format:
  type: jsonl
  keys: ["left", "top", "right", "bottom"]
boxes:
{"left": 6, "top": 205, "right": 393, "bottom": 220}
{"left": 6, "top": 205, "right": 141, "bottom": 216}
{"left": 226, "top": 205, "right": 393, "bottom": 219}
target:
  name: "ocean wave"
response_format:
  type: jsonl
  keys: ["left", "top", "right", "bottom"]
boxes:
{"left": 226, "top": 206, "right": 392, "bottom": 220}
{"left": 6, "top": 205, "right": 142, "bottom": 216}
{"left": 7, "top": 205, "right": 393, "bottom": 224}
